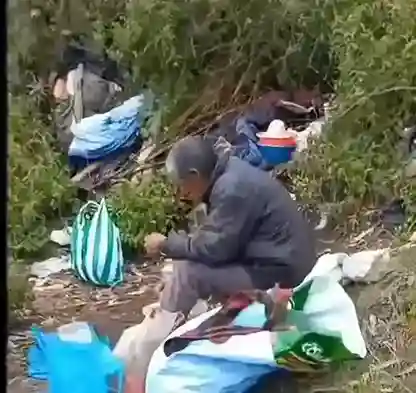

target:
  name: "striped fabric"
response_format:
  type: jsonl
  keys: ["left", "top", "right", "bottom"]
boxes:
{"left": 71, "top": 199, "right": 124, "bottom": 286}
{"left": 164, "top": 290, "right": 293, "bottom": 356}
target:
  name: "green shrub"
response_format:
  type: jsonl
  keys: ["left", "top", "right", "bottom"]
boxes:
{"left": 293, "top": 0, "right": 416, "bottom": 218}
{"left": 8, "top": 96, "right": 75, "bottom": 259}
{"left": 108, "top": 176, "right": 187, "bottom": 252}
{"left": 9, "top": 0, "right": 416, "bottom": 254}
{"left": 101, "top": 0, "right": 337, "bottom": 127}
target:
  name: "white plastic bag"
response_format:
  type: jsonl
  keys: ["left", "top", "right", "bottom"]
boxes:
{"left": 146, "top": 273, "right": 366, "bottom": 393}
{"left": 146, "top": 306, "right": 279, "bottom": 393}
{"left": 341, "top": 249, "right": 390, "bottom": 283}
{"left": 272, "top": 276, "right": 366, "bottom": 372}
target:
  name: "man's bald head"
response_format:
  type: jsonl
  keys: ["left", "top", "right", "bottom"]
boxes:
{"left": 166, "top": 135, "right": 217, "bottom": 185}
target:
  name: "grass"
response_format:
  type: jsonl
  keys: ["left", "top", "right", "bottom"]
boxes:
{"left": 107, "top": 176, "right": 188, "bottom": 253}
{"left": 326, "top": 246, "right": 416, "bottom": 393}
{"left": 8, "top": 96, "right": 75, "bottom": 261}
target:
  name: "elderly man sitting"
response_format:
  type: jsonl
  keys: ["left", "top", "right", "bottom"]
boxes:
{"left": 114, "top": 135, "right": 316, "bottom": 385}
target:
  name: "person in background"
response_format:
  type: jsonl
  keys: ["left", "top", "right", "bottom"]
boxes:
{"left": 114, "top": 135, "right": 316, "bottom": 389}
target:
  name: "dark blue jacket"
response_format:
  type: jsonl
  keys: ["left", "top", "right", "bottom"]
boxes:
{"left": 163, "top": 155, "right": 316, "bottom": 289}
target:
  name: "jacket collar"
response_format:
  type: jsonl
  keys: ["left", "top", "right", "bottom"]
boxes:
{"left": 202, "top": 151, "right": 230, "bottom": 203}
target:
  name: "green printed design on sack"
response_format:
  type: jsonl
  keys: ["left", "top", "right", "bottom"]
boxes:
{"left": 274, "top": 332, "right": 362, "bottom": 372}
{"left": 288, "top": 280, "right": 312, "bottom": 310}
{"left": 271, "top": 276, "right": 367, "bottom": 372}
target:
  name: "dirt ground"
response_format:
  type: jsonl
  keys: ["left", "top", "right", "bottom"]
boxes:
{"left": 7, "top": 223, "right": 416, "bottom": 393}
{"left": 7, "top": 261, "right": 163, "bottom": 393}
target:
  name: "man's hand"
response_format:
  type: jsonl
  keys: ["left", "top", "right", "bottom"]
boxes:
{"left": 144, "top": 233, "right": 167, "bottom": 257}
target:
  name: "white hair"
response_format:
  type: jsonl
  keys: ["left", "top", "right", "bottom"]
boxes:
{"left": 165, "top": 136, "right": 217, "bottom": 184}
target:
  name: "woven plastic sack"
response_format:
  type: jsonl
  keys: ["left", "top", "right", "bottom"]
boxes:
{"left": 146, "top": 275, "right": 366, "bottom": 393}
{"left": 146, "top": 304, "right": 281, "bottom": 393}
{"left": 71, "top": 198, "right": 124, "bottom": 286}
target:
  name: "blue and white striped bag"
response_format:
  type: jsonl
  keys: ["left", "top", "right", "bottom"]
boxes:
{"left": 70, "top": 199, "right": 124, "bottom": 286}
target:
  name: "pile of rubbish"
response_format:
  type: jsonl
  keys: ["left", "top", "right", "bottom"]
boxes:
{"left": 51, "top": 41, "right": 416, "bottom": 207}
{"left": 50, "top": 43, "right": 332, "bottom": 197}
{"left": 204, "top": 88, "right": 329, "bottom": 173}
{"left": 146, "top": 251, "right": 371, "bottom": 393}
{"left": 51, "top": 43, "right": 158, "bottom": 193}
{"left": 27, "top": 187, "right": 390, "bottom": 393}
{"left": 26, "top": 248, "right": 394, "bottom": 393}
{"left": 27, "top": 235, "right": 398, "bottom": 391}
{"left": 30, "top": 42, "right": 395, "bottom": 393}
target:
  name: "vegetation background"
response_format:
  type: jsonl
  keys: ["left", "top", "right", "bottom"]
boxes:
{"left": 7, "top": 0, "right": 416, "bottom": 329}
{"left": 7, "top": 2, "right": 416, "bottom": 392}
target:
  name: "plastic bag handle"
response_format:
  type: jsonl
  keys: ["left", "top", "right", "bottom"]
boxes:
{"left": 76, "top": 200, "right": 101, "bottom": 229}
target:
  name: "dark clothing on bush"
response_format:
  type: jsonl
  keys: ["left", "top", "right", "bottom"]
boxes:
{"left": 162, "top": 155, "right": 316, "bottom": 289}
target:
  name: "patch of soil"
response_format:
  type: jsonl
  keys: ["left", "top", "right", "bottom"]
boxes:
{"left": 7, "top": 228, "right": 415, "bottom": 393}
{"left": 7, "top": 262, "right": 164, "bottom": 393}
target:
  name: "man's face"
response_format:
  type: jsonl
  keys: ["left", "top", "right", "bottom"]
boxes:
{"left": 177, "top": 174, "right": 209, "bottom": 205}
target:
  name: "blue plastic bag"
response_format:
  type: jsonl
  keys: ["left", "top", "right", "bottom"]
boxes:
{"left": 28, "top": 325, "right": 125, "bottom": 393}
{"left": 68, "top": 94, "right": 151, "bottom": 160}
